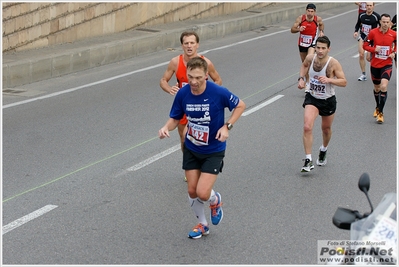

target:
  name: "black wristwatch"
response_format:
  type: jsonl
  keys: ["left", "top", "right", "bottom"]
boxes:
{"left": 225, "top": 122, "right": 233, "bottom": 130}
{"left": 298, "top": 76, "right": 305, "bottom": 81}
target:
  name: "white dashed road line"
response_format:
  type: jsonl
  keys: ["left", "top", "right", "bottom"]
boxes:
{"left": 2, "top": 205, "right": 58, "bottom": 235}
{"left": 127, "top": 144, "right": 181, "bottom": 172}
{"left": 242, "top": 95, "right": 284, "bottom": 116}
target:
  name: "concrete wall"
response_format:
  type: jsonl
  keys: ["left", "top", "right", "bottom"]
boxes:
{"left": 2, "top": 2, "right": 273, "bottom": 52}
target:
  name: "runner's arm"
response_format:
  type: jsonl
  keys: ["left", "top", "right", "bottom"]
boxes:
{"left": 328, "top": 59, "right": 347, "bottom": 87}
{"left": 226, "top": 99, "right": 245, "bottom": 126}
{"left": 206, "top": 60, "right": 222, "bottom": 85}
{"left": 291, "top": 16, "right": 302, "bottom": 33}
{"left": 159, "top": 118, "right": 180, "bottom": 139}
{"left": 362, "top": 32, "right": 376, "bottom": 53}
{"left": 318, "top": 17, "right": 324, "bottom": 34}
{"left": 297, "top": 54, "right": 312, "bottom": 89}
{"left": 216, "top": 99, "right": 246, "bottom": 142}
{"left": 354, "top": 15, "right": 361, "bottom": 33}
{"left": 160, "top": 58, "right": 179, "bottom": 95}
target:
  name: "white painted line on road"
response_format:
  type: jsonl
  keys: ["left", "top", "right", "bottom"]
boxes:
{"left": 2, "top": 205, "right": 58, "bottom": 235}
{"left": 2, "top": 62, "right": 169, "bottom": 109}
{"left": 127, "top": 144, "right": 180, "bottom": 171}
{"left": 3, "top": 7, "right": 358, "bottom": 110}
{"left": 242, "top": 95, "right": 284, "bottom": 116}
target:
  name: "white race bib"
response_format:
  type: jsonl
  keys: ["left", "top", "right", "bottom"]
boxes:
{"left": 361, "top": 24, "right": 372, "bottom": 34}
{"left": 300, "top": 34, "right": 313, "bottom": 47}
{"left": 309, "top": 77, "right": 326, "bottom": 97}
{"left": 375, "top": 46, "right": 390, "bottom": 60}
{"left": 187, "top": 122, "right": 209, "bottom": 146}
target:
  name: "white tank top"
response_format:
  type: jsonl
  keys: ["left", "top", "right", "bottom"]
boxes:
{"left": 309, "top": 55, "right": 335, "bottom": 99}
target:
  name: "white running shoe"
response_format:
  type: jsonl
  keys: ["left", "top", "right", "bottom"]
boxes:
{"left": 358, "top": 74, "right": 367, "bottom": 81}
{"left": 301, "top": 159, "right": 314, "bottom": 172}
{"left": 316, "top": 149, "right": 327, "bottom": 166}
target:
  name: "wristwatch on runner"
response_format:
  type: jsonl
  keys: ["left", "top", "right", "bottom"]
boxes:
{"left": 225, "top": 122, "right": 233, "bottom": 130}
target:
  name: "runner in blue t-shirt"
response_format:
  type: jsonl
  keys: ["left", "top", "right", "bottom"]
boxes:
{"left": 159, "top": 57, "right": 245, "bottom": 239}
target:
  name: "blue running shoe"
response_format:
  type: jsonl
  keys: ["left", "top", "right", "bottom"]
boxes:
{"left": 210, "top": 192, "right": 223, "bottom": 225}
{"left": 188, "top": 223, "right": 209, "bottom": 239}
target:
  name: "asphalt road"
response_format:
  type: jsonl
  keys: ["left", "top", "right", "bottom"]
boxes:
{"left": 2, "top": 3, "right": 397, "bottom": 265}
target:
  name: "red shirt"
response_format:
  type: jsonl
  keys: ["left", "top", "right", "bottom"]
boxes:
{"left": 298, "top": 15, "right": 319, "bottom": 47}
{"left": 175, "top": 54, "right": 206, "bottom": 87}
{"left": 175, "top": 54, "right": 189, "bottom": 88}
{"left": 363, "top": 28, "right": 397, "bottom": 68}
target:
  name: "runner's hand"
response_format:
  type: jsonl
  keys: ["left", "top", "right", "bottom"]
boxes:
{"left": 216, "top": 127, "right": 228, "bottom": 142}
{"left": 169, "top": 83, "right": 180, "bottom": 95}
{"left": 159, "top": 127, "right": 170, "bottom": 139}
{"left": 298, "top": 79, "right": 305, "bottom": 89}
{"left": 318, "top": 76, "right": 329, "bottom": 84}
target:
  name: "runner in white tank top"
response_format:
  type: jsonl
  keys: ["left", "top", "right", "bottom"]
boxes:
{"left": 296, "top": 36, "right": 347, "bottom": 173}
{"left": 308, "top": 55, "right": 335, "bottom": 99}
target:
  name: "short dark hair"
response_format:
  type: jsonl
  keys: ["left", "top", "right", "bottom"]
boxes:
{"left": 180, "top": 31, "right": 199, "bottom": 44}
{"left": 381, "top": 13, "right": 391, "bottom": 20}
{"left": 306, "top": 3, "right": 316, "bottom": 10}
{"left": 316, "top": 36, "right": 331, "bottom": 48}
{"left": 187, "top": 57, "right": 208, "bottom": 73}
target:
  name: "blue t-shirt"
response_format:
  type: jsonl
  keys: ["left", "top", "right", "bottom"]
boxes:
{"left": 170, "top": 81, "right": 240, "bottom": 154}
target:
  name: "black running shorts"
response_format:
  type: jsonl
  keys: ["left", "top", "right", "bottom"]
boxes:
{"left": 298, "top": 44, "right": 315, "bottom": 53}
{"left": 302, "top": 93, "right": 337, "bottom": 116}
{"left": 183, "top": 146, "right": 225, "bottom": 175}
{"left": 370, "top": 65, "right": 393, "bottom": 85}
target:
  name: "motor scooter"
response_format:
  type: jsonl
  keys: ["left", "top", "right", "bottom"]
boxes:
{"left": 329, "top": 173, "right": 397, "bottom": 265}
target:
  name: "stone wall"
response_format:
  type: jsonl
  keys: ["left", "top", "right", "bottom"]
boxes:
{"left": 2, "top": 2, "right": 272, "bottom": 52}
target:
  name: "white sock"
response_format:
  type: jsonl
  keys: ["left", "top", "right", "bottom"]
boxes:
{"left": 306, "top": 154, "right": 312, "bottom": 161}
{"left": 188, "top": 195, "right": 208, "bottom": 225}
{"left": 320, "top": 145, "right": 327, "bottom": 152}
{"left": 207, "top": 189, "right": 217, "bottom": 205}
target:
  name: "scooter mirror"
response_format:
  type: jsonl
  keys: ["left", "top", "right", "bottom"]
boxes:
{"left": 358, "top": 172, "right": 374, "bottom": 213}
{"left": 332, "top": 207, "right": 357, "bottom": 230}
{"left": 358, "top": 172, "right": 370, "bottom": 193}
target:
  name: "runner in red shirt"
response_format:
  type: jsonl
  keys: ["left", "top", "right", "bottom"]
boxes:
{"left": 291, "top": 3, "right": 324, "bottom": 92}
{"left": 363, "top": 14, "right": 397, "bottom": 124}
{"left": 355, "top": 2, "right": 367, "bottom": 15}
